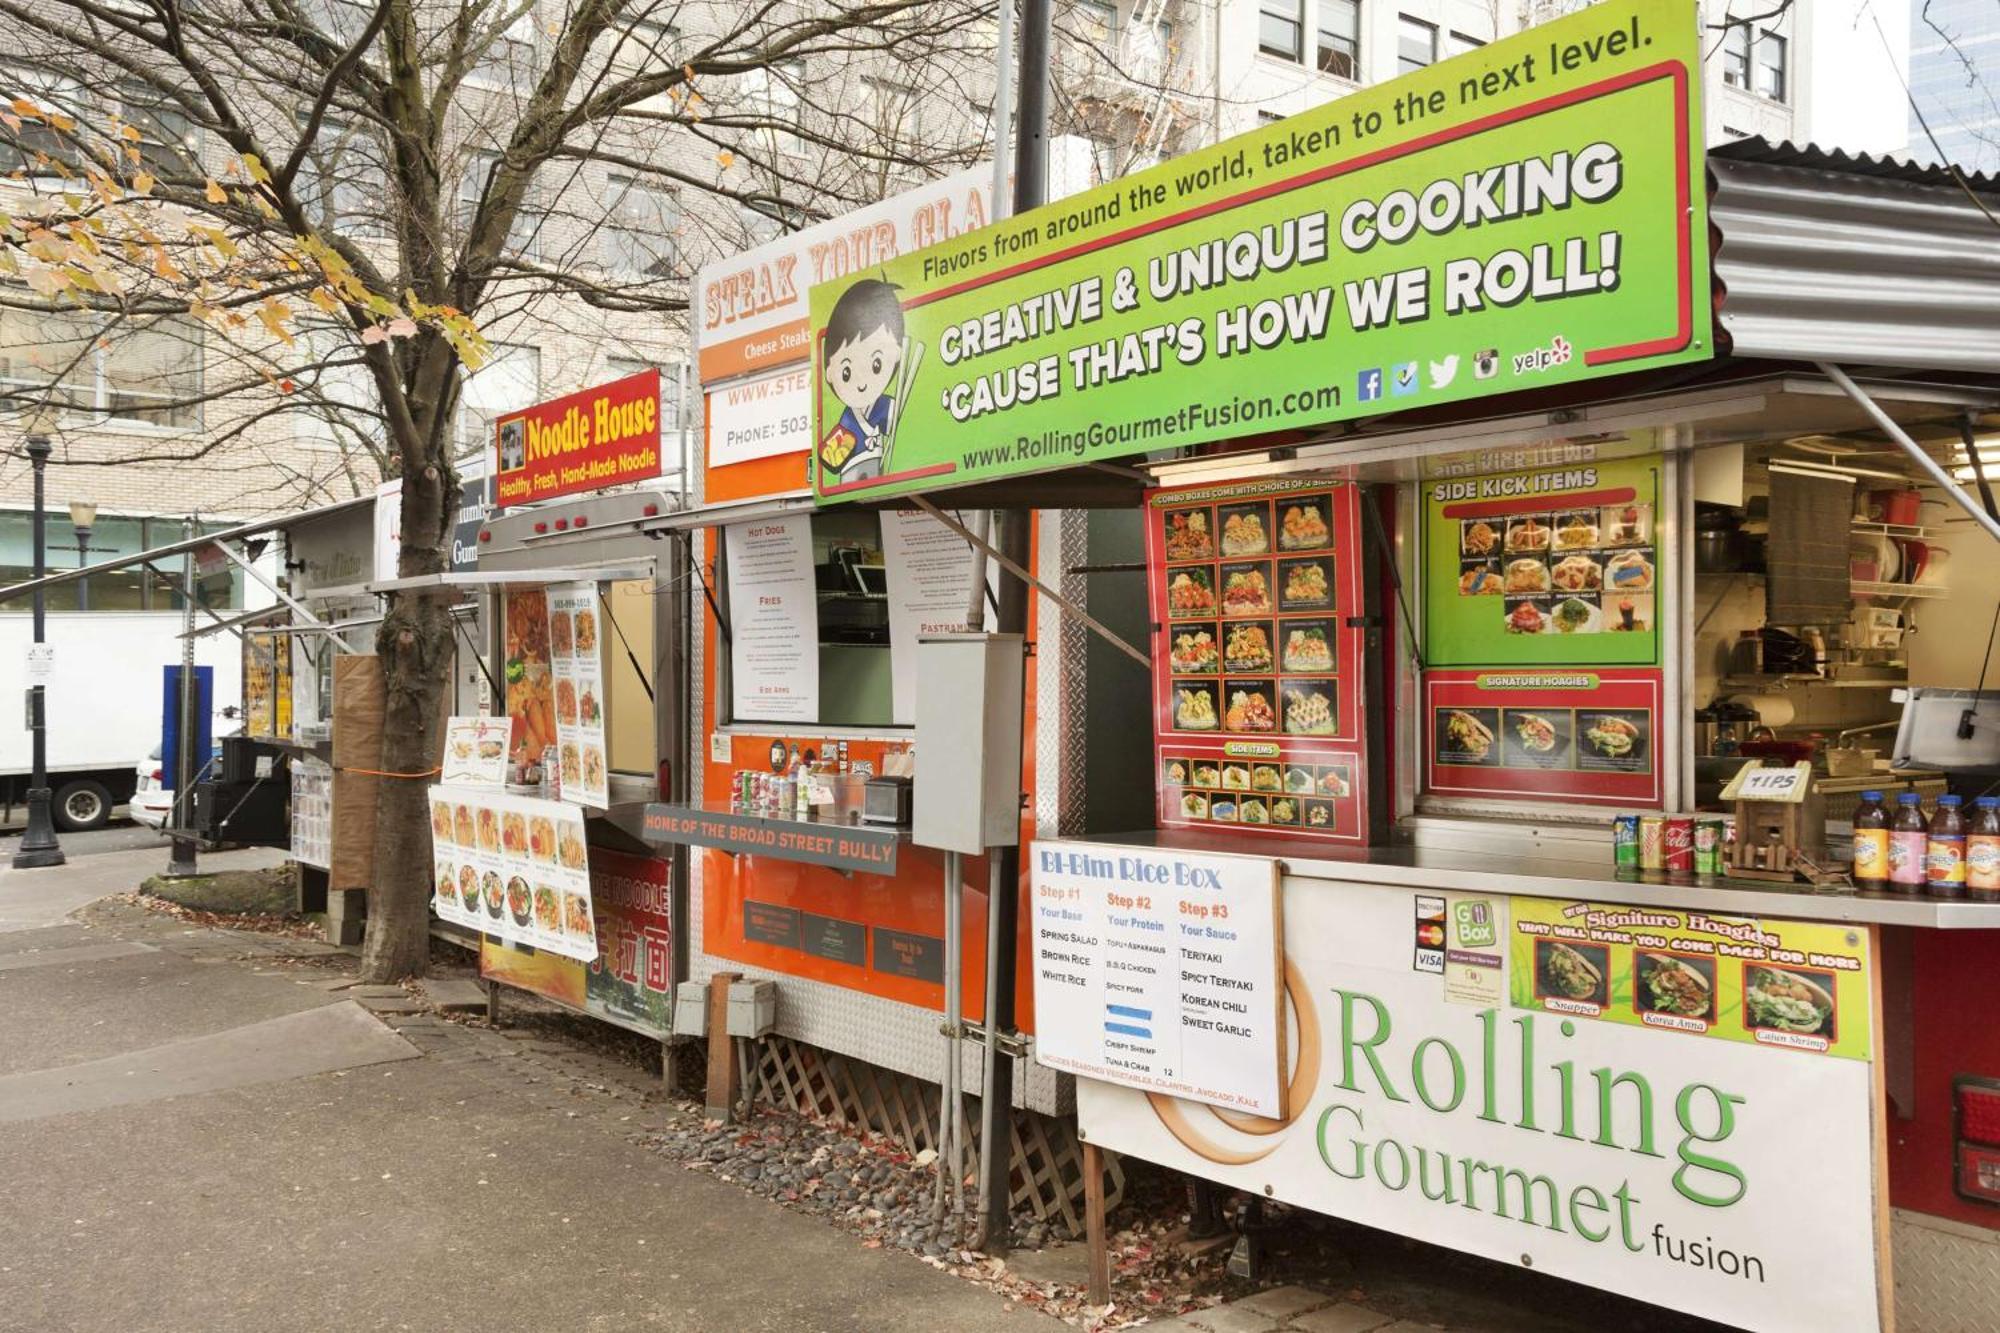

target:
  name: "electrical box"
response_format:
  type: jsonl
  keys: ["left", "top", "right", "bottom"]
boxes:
{"left": 672, "top": 982, "right": 708, "bottom": 1038}
{"left": 912, "top": 632, "right": 1024, "bottom": 855}
{"left": 726, "top": 979, "right": 778, "bottom": 1038}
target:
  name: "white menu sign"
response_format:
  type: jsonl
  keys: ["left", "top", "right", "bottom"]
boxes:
{"left": 881, "top": 508, "right": 992, "bottom": 726}
{"left": 548, "top": 582, "right": 609, "bottom": 809}
{"left": 708, "top": 364, "right": 813, "bottom": 468}
{"left": 1031, "top": 841, "right": 1285, "bottom": 1118}
{"left": 429, "top": 786, "right": 598, "bottom": 962}
{"left": 725, "top": 516, "right": 819, "bottom": 722}
{"left": 441, "top": 715, "right": 511, "bottom": 787}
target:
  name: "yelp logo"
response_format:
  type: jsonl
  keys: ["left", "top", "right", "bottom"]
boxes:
{"left": 1512, "top": 335, "right": 1573, "bottom": 376}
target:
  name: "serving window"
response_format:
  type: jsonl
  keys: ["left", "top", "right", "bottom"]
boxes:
{"left": 718, "top": 508, "right": 989, "bottom": 730}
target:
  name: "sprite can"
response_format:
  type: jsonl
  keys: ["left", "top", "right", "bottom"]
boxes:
{"left": 1612, "top": 814, "right": 1641, "bottom": 870}
{"left": 1694, "top": 817, "right": 1726, "bottom": 879}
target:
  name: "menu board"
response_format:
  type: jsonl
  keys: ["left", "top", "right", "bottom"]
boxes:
{"left": 1510, "top": 898, "right": 1870, "bottom": 1060}
{"left": 505, "top": 588, "right": 554, "bottom": 767}
{"left": 1423, "top": 668, "right": 1663, "bottom": 807}
{"left": 442, "top": 715, "right": 512, "bottom": 787}
{"left": 243, "top": 626, "right": 292, "bottom": 741}
{"left": 1424, "top": 455, "right": 1661, "bottom": 667}
{"left": 1030, "top": 840, "right": 1285, "bottom": 1117}
{"left": 430, "top": 785, "right": 598, "bottom": 962}
{"left": 1148, "top": 479, "right": 1367, "bottom": 843}
{"left": 725, "top": 516, "right": 820, "bottom": 723}
{"left": 881, "top": 507, "right": 990, "bottom": 725}
{"left": 548, "top": 581, "right": 609, "bottom": 808}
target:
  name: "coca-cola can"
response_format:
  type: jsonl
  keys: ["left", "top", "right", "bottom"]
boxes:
{"left": 1664, "top": 815, "right": 1695, "bottom": 876}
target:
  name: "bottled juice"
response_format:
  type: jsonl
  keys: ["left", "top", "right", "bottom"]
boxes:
{"left": 1850, "top": 791, "right": 1889, "bottom": 890}
{"left": 1968, "top": 797, "right": 2000, "bottom": 902}
{"left": 1927, "top": 795, "right": 1967, "bottom": 898}
{"left": 1888, "top": 793, "right": 1928, "bottom": 893}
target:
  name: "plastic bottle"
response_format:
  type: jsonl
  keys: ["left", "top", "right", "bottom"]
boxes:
{"left": 1888, "top": 793, "right": 1928, "bottom": 893}
{"left": 1850, "top": 791, "right": 1889, "bottom": 890}
{"left": 1968, "top": 796, "right": 2000, "bottom": 903}
{"left": 1927, "top": 795, "right": 1968, "bottom": 898}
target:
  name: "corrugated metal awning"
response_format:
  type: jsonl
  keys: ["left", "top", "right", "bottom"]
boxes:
{"left": 1710, "top": 138, "right": 2000, "bottom": 373}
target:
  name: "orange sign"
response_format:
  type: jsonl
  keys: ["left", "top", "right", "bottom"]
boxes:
{"left": 492, "top": 368, "right": 661, "bottom": 506}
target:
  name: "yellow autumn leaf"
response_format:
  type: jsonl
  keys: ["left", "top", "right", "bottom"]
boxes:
{"left": 308, "top": 287, "right": 339, "bottom": 314}
{"left": 257, "top": 297, "right": 295, "bottom": 345}
{"left": 120, "top": 124, "right": 142, "bottom": 142}
{"left": 241, "top": 153, "right": 271, "bottom": 185}
{"left": 204, "top": 178, "right": 226, "bottom": 203}
{"left": 716, "top": 150, "right": 734, "bottom": 169}
{"left": 10, "top": 97, "right": 42, "bottom": 121}
{"left": 130, "top": 171, "right": 154, "bottom": 196}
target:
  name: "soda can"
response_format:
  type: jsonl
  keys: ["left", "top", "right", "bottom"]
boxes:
{"left": 1638, "top": 816, "right": 1666, "bottom": 873}
{"left": 1664, "top": 816, "right": 1695, "bottom": 876}
{"left": 1612, "top": 814, "right": 1641, "bottom": 869}
{"left": 1694, "top": 817, "right": 1726, "bottom": 879}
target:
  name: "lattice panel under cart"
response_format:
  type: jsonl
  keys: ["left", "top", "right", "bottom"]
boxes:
{"left": 748, "top": 1034, "right": 1123, "bottom": 1232}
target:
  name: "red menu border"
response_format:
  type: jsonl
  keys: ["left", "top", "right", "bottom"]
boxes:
{"left": 1422, "top": 667, "right": 1664, "bottom": 808}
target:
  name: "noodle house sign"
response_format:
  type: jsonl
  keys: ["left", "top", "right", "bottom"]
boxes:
{"left": 492, "top": 368, "right": 663, "bottom": 506}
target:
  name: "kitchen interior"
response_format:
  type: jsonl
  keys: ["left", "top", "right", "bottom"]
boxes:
{"left": 1693, "top": 429, "right": 2000, "bottom": 833}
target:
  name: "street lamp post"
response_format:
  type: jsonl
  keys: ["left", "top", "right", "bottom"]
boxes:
{"left": 68, "top": 500, "right": 95, "bottom": 611}
{"left": 14, "top": 417, "right": 65, "bottom": 869}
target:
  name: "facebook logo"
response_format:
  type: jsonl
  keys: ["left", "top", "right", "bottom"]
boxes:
{"left": 1357, "top": 368, "right": 1383, "bottom": 402}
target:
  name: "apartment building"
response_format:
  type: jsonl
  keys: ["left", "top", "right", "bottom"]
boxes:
{"left": 1906, "top": 0, "right": 1999, "bottom": 174}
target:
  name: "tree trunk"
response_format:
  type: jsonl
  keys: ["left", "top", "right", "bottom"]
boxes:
{"left": 358, "top": 438, "right": 456, "bottom": 982}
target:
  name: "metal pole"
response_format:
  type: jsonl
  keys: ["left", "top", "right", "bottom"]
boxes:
{"left": 74, "top": 526, "right": 89, "bottom": 611}
{"left": 1817, "top": 362, "right": 2000, "bottom": 546}
{"left": 972, "top": 0, "right": 1051, "bottom": 1253}
{"left": 168, "top": 516, "right": 199, "bottom": 877}
{"left": 989, "top": 0, "right": 1017, "bottom": 224}
{"left": 13, "top": 432, "right": 64, "bottom": 869}
{"left": 934, "top": 848, "right": 962, "bottom": 1223}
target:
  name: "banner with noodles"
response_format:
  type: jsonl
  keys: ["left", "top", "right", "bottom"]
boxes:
{"left": 430, "top": 786, "right": 597, "bottom": 962}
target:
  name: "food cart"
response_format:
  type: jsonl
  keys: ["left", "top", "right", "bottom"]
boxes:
{"left": 448, "top": 369, "right": 690, "bottom": 1047}
{"left": 775, "top": 0, "right": 2000, "bottom": 1326}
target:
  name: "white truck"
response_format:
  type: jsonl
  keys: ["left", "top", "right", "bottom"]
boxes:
{"left": 0, "top": 611, "right": 243, "bottom": 830}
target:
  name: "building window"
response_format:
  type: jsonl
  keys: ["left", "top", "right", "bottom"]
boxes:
{"left": 738, "top": 201, "right": 801, "bottom": 248}
{"left": 608, "top": 18, "right": 677, "bottom": 82}
{"left": 457, "top": 343, "right": 539, "bottom": 458}
{"left": 1721, "top": 24, "right": 1750, "bottom": 88}
{"left": 1448, "top": 30, "right": 1485, "bottom": 56}
{"left": 0, "top": 65, "right": 83, "bottom": 176}
{"left": 300, "top": 119, "right": 392, "bottom": 239}
{"left": 742, "top": 61, "right": 805, "bottom": 159}
{"left": 470, "top": 8, "right": 538, "bottom": 93}
{"left": 0, "top": 304, "right": 202, "bottom": 429}
{"left": 1076, "top": 0, "right": 1118, "bottom": 48}
{"left": 1258, "top": 0, "right": 1303, "bottom": 62}
{"left": 1316, "top": 0, "right": 1359, "bottom": 77}
{"left": 293, "top": 330, "right": 385, "bottom": 455}
{"left": 1258, "top": 110, "right": 1287, "bottom": 124}
{"left": 1397, "top": 15, "right": 1437, "bottom": 73}
{"left": 860, "top": 77, "right": 917, "bottom": 139}
{"left": 459, "top": 149, "right": 539, "bottom": 256}
{"left": 599, "top": 175, "right": 680, "bottom": 280}
{"left": 0, "top": 513, "right": 242, "bottom": 613}
{"left": 1755, "top": 29, "right": 1787, "bottom": 101}
{"left": 117, "top": 80, "right": 199, "bottom": 179}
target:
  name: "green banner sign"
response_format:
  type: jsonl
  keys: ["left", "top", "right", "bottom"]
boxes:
{"left": 807, "top": 0, "right": 1708, "bottom": 504}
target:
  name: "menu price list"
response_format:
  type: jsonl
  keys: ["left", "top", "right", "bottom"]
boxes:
{"left": 1422, "top": 669, "right": 1664, "bottom": 807}
{"left": 1030, "top": 842, "right": 1284, "bottom": 1118}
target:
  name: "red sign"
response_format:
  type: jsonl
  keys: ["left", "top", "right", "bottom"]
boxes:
{"left": 1422, "top": 667, "right": 1664, "bottom": 808}
{"left": 492, "top": 368, "right": 661, "bottom": 506}
{"left": 1147, "top": 479, "right": 1370, "bottom": 845}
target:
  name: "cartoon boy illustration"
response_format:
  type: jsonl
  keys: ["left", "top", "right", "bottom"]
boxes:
{"left": 819, "top": 278, "right": 905, "bottom": 485}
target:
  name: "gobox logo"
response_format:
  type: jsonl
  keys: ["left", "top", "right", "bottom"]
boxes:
{"left": 1513, "top": 335, "right": 1574, "bottom": 376}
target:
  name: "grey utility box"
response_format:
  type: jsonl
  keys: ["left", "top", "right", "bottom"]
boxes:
{"left": 912, "top": 633, "right": 1025, "bottom": 855}
{"left": 726, "top": 979, "right": 778, "bottom": 1038}
{"left": 672, "top": 982, "right": 708, "bottom": 1038}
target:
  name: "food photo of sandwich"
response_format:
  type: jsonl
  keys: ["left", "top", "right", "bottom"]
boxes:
{"left": 1439, "top": 708, "right": 1496, "bottom": 763}
{"left": 1536, "top": 940, "right": 1609, "bottom": 1007}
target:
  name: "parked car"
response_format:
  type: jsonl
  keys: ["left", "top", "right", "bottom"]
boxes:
{"left": 130, "top": 741, "right": 225, "bottom": 830}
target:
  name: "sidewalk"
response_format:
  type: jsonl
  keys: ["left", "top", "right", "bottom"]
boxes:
{"left": 0, "top": 854, "right": 1062, "bottom": 1333}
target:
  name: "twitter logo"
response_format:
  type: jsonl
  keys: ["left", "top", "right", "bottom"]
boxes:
{"left": 1390, "top": 362, "right": 1419, "bottom": 396}
{"left": 1429, "top": 356, "right": 1459, "bottom": 389}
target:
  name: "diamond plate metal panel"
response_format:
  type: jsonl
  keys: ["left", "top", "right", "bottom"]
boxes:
{"left": 1892, "top": 1208, "right": 2000, "bottom": 1332}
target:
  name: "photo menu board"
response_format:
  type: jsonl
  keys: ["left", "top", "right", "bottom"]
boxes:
{"left": 1421, "top": 454, "right": 1665, "bottom": 808}
{"left": 1148, "top": 479, "right": 1366, "bottom": 843}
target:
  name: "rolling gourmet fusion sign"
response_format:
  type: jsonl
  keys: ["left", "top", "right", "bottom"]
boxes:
{"left": 1076, "top": 881, "right": 1881, "bottom": 1332}
{"left": 808, "top": 0, "right": 1709, "bottom": 503}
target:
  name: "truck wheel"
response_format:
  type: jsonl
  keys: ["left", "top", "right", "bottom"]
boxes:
{"left": 54, "top": 779, "right": 113, "bottom": 831}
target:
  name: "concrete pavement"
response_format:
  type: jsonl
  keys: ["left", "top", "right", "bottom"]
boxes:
{"left": 0, "top": 853, "right": 1062, "bottom": 1333}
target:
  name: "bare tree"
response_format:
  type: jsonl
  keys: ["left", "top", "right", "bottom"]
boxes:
{"left": 0, "top": 0, "right": 998, "bottom": 980}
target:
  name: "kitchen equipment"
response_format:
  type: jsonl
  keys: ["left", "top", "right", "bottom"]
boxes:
{"left": 1917, "top": 543, "right": 1951, "bottom": 586}
{"left": 1760, "top": 626, "right": 1818, "bottom": 675}
{"left": 1899, "top": 537, "right": 1929, "bottom": 584}
{"left": 1695, "top": 699, "right": 1761, "bottom": 755}
{"left": 1867, "top": 488, "right": 1922, "bottom": 526}
{"left": 1743, "top": 737, "right": 1817, "bottom": 767}
{"left": 1735, "top": 693, "right": 1798, "bottom": 730}
{"left": 861, "top": 774, "right": 914, "bottom": 826}
{"left": 1825, "top": 747, "right": 1878, "bottom": 778}
{"left": 1694, "top": 504, "right": 1747, "bottom": 573}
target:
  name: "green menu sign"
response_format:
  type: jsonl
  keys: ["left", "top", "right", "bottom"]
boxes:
{"left": 807, "top": 0, "right": 1708, "bottom": 504}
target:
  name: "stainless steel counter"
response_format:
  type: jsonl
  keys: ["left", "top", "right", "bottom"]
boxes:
{"left": 1072, "top": 828, "right": 2000, "bottom": 929}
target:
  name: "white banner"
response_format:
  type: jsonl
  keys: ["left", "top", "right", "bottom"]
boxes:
{"left": 441, "top": 715, "right": 511, "bottom": 787}
{"left": 548, "top": 582, "right": 608, "bottom": 808}
{"left": 1032, "top": 842, "right": 1285, "bottom": 1118}
{"left": 708, "top": 364, "right": 814, "bottom": 468}
{"left": 881, "top": 508, "right": 992, "bottom": 726}
{"left": 430, "top": 786, "right": 597, "bottom": 962}
{"left": 1074, "top": 877, "right": 1880, "bottom": 1333}
{"left": 724, "top": 516, "right": 819, "bottom": 722}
